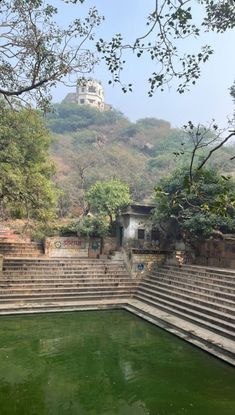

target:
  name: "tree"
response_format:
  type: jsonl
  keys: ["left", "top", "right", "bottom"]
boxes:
{"left": 230, "top": 81, "right": 235, "bottom": 122}
{"left": 97, "top": 1, "right": 235, "bottom": 94}
{"left": 71, "top": 150, "right": 98, "bottom": 213}
{"left": 46, "top": 103, "right": 123, "bottom": 133}
{"left": 0, "top": 1, "right": 234, "bottom": 107}
{"left": 153, "top": 166, "right": 235, "bottom": 240}
{"left": 76, "top": 215, "right": 110, "bottom": 238}
{"left": 0, "top": 103, "right": 58, "bottom": 220}
{"left": 86, "top": 179, "right": 131, "bottom": 225}
{"left": 0, "top": 0, "right": 103, "bottom": 108}
{"left": 175, "top": 121, "right": 235, "bottom": 185}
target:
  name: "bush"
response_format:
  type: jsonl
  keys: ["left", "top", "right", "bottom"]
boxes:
{"left": 77, "top": 216, "right": 110, "bottom": 237}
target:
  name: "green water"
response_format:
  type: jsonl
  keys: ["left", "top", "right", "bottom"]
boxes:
{"left": 0, "top": 311, "right": 234, "bottom": 415}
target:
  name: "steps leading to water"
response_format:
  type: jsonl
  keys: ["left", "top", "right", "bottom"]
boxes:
{"left": 134, "top": 264, "right": 235, "bottom": 342}
{"left": 125, "top": 299, "right": 235, "bottom": 366}
{"left": 0, "top": 258, "right": 137, "bottom": 312}
{"left": 0, "top": 256, "right": 234, "bottom": 364}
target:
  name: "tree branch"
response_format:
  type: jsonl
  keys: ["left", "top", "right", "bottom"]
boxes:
{"left": 197, "top": 131, "right": 235, "bottom": 172}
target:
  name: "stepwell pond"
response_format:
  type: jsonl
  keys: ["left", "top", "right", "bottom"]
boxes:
{"left": 0, "top": 310, "right": 234, "bottom": 415}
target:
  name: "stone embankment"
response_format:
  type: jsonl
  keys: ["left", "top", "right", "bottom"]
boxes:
{"left": 134, "top": 264, "right": 235, "bottom": 342}
{"left": 0, "top": 249, "right": 234, "bottom": 366}
{"left": 128, "top": 263, "right": 235, "bottom": 366}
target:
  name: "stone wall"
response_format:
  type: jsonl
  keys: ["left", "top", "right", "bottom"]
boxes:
{"left": 102, "top": 237, "right": 118, "bottom": 255}
{"left": 193, "top": 239, "right": 235, "bottom": 268}
{"left": 45, "top": 237, "right": 101, "bottom": 258}
{"left": 127, "top": 251, "right": 166, "bottom": 278}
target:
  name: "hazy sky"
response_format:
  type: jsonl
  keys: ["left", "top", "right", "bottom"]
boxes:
{"left": 52, "top": 0, "right": 235, "bottom": 129}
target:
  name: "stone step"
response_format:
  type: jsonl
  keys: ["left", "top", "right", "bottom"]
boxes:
{"left": 0, "top": 245, "right": 43, "bottom": 251}
{"left": 148, "top": 271, "right": 235, "bottom": 290}
{"left": 1, "top": 252, "right": 42, "bottom": 255}
{"left": 184, "top": 264, "right": 235, "bottom": 277}
{"left": 0, "top": 240, "right": 42, "bottom": 244}
{"left": 0, "top": 285, "right": 138, "bottom": 294}
{"left": 161, "top": 264, "right": 235, "bottom": 279}
{"left": 158, "top": 270, "right": 235, "bottom": 288}
{"left": 0, "top": 272, "right": 130, "bottom": 281}
{"left": 2, "top": 263, "right": 127, "bottom": 268}
{"left": 0, "top": 277, "right": 135, "bottom": 285}
{"left": 135, "top": 288, "right": 235, "bottom": 328}
{"left": 3, "top": 264, "right": 127, "bottom": 270}
{"left": 137, "top": 285, "right": 235, "bottom": 318}
{"left": 125, "top": 300, "right": 235, "bottom": 365}
{"left": 0, "top": 246, "right": 43, "bottom": 250}
{"left": 3, "top": 258, "right": 124, "bottom": 263}
{"left": 157, "top": 267, "right": 235, "bottom": 283}
{"left": 3, "top": 266, "right": 127, "bottom": 271}
{"left": 140, "top": 278, "right": 235, "bottom": 303}
{"left": 2, "top": 273, "right": 130, "bottom": 281}
{"left": 0, "top": 300, "right": 126, "bottom": 315}
{"left": 3, "top": 258, "right": 124, "bottom": 262}
{"left": 0, "top": 291, "right": 131, "bottom": 303}
{"left": 1, "top": 272, "right": 131, "bottom": 278}
{"left": 0, "top": 284, "right": 137, "bottom": 295}
{"left": 1, "top": 252, "right": 44, "bottom": 256}
{"left": 134, "top": 293, "right": 235, "bottom": 341}
{"left": 3, "top": 266, "right": 126, "bottom": 271}
{"left": 4, "top": 264, "right": 124, "bottom": 268}
{"left": 0, "top": 279, "right": 136, "bottom": 287}
{"left": 2, "top": 254, "right": 44, "bottom": 258}
{"left": 160, "top": 265, "right": 207, "bottom": 275}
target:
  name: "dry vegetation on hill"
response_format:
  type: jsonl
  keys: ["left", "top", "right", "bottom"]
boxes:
{"left": 47, "top": 103, "right": 235, "bottom": 216}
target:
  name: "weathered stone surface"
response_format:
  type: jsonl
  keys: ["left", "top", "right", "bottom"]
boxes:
{"left": 102, "top": 237, "right": 118, "bottom": 255}
{"left": 194, "top": 240, "right": 235, "bottom": 268}
{"left": 45, "top": 237, "right": 101, "bottom": 258}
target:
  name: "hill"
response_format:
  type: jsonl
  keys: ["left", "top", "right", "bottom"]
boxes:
{"left": 47, "top": 103, "right": 235, "bottom": 216}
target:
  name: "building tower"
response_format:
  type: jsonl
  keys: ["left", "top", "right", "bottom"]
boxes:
{"left": 63, "top": 78, "right": 112, "bottom": 111}
{"left": 76, "top": 79, "right": 105, "bottom": 111}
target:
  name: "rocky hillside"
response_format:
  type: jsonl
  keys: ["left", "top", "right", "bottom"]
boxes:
{"left": 47, "top": 103, "right": 235, "bottom": 215}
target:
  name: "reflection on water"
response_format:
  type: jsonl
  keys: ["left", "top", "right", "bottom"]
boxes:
{"left": 0, "top": 311, "right": 234, "bottom": 415}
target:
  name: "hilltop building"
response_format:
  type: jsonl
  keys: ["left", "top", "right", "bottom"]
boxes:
{"left": 63, "top": 79, "right": 112, "bottom": 111}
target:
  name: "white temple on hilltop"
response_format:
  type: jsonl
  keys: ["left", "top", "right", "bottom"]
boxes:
{"left": 63, "top": 79, "right": 112, "bottom": 111}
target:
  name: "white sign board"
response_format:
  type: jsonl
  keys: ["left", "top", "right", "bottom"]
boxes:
{"left": 45, "top": 237, "right": 89, "bottom": 257}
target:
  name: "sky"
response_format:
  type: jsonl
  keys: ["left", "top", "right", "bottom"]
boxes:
{"left": 52, "top": 0, "right": 235, "bottom": 129}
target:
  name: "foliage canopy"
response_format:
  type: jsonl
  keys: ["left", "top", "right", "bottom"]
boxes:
{"left": 0, "top": 0, "right": 234, "bottom": 107}
{"left": 0, "top": 0, "right": 103, "bottom": 108}
{"left": 0, "top": 103, "right": 58, "bottom": 220}
{"left": 97, "top": 0, "right": 235, "bottom": 94}
{"left": 153, "top": 167, "right": 235, "bottom": 239}
{"left": 47, "top": 104, "right": 123, "bottom": 133}
{"left": 86, "top": 179, "right": 131, "bottom": 225}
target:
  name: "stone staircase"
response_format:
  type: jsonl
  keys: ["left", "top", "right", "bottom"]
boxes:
{"left": 0, "top": 258, "right": 235, "bottom": 363}
{"left": 134, "top": 264, "right": 235, "bottom": 342}
{"left": 0, "top": 258, "right": 137, "bottom": 313}
{"left": 0, "top": 226, "right": 18, "bottom": 240}
{"left": 0, "top": 241, "right": 44, "bottom": 257}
